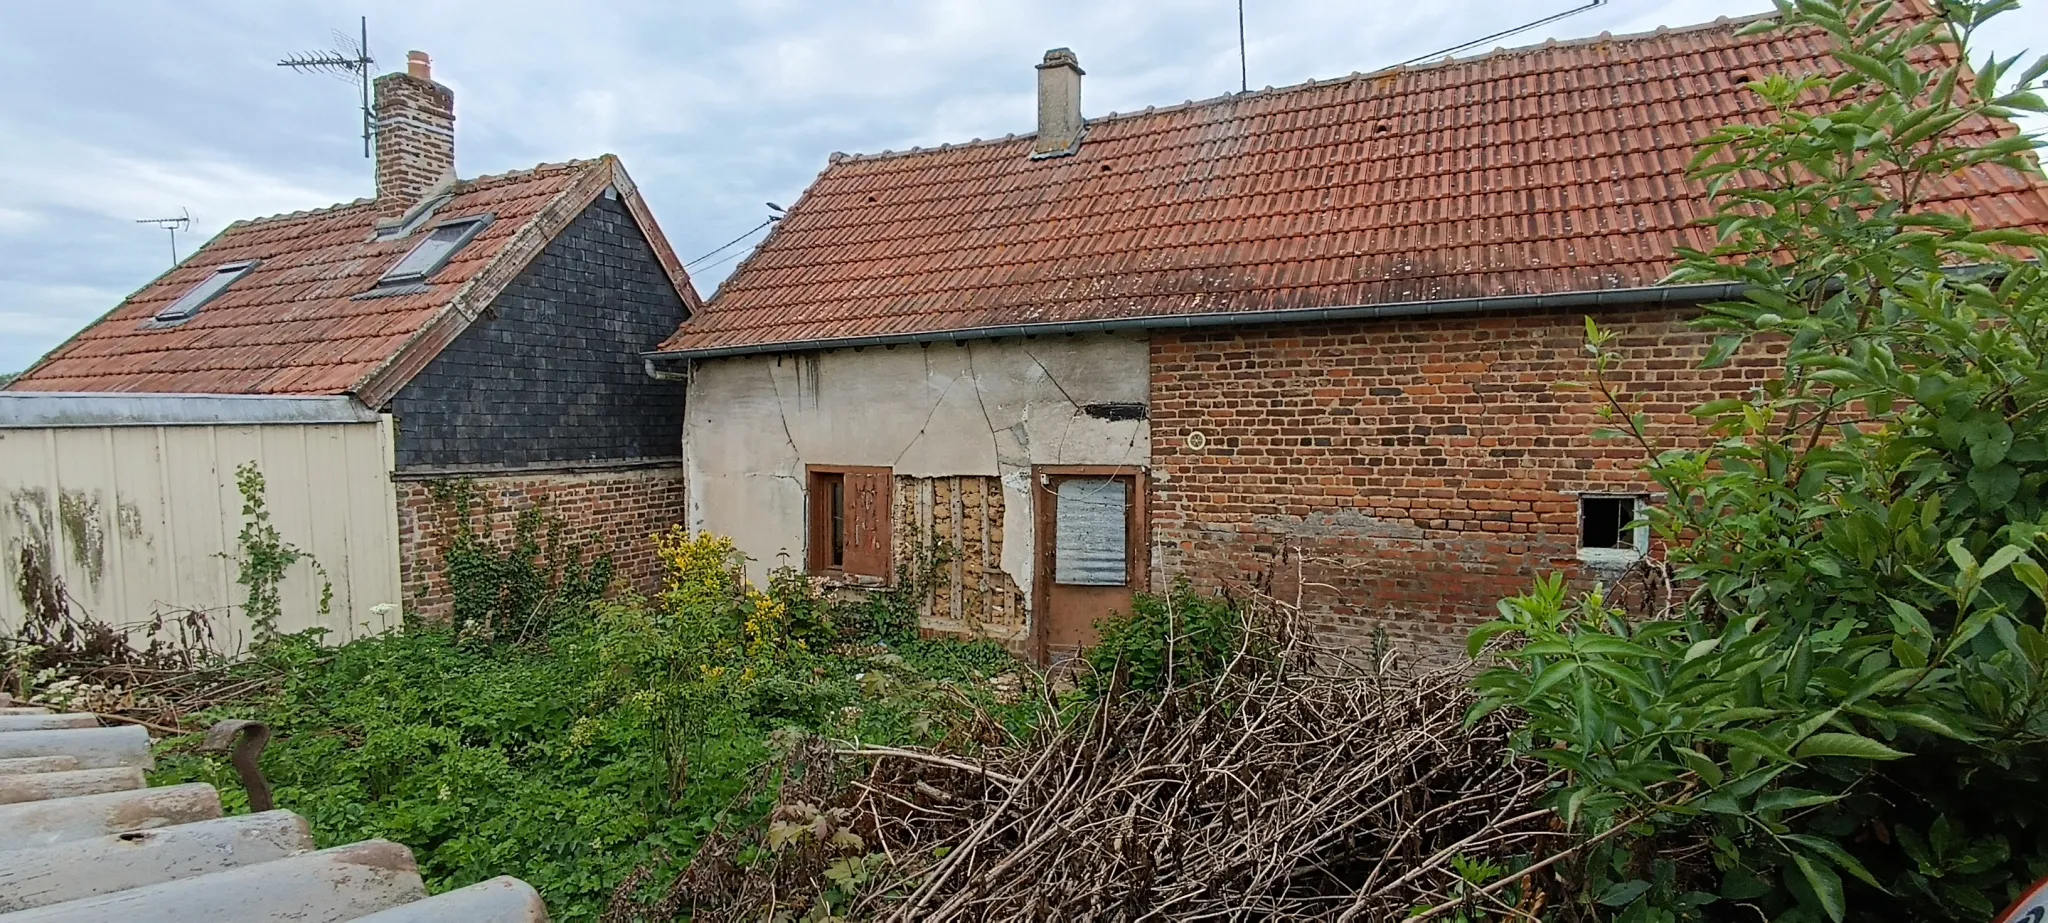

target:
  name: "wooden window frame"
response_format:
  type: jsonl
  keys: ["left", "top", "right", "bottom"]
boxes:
{"left": 806, "top": 465, "right": 894, "bottom": 580}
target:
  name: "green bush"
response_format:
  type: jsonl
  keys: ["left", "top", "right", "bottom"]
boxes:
{"left": 152, "top": 528, "right": 1032, "bottom": 922}
{"left": 1082, "top": 581, "right": 1243, "bottom": 696}
{"left": 1470, "top": 2, "right": 2048, "bottom": 920}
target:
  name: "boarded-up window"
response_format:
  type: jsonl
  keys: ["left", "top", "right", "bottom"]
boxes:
{"left": 1054, "top": 478, "right": 1129, "bottom": 586}
{"left": 808, "top": 466, "right": 892, "bottom": 578}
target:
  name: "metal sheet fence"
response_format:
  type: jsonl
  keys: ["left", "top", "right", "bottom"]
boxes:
{"left": 0, "top": 418, "right": 401, "bottom": 652}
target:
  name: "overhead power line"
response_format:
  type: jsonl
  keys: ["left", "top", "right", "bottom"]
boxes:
{"left": 686, "top": 204, "right": 786, "bottom": 269}
{"left": 1393, "top": 0, "right": 1607, "bottom": 69}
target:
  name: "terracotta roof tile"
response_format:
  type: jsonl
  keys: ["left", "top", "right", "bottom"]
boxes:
{"left": 664, "top": 9, "right": 2048, "bottom": 354}
{"left": 13, "top": 156, "right": 699, "bottom": 398}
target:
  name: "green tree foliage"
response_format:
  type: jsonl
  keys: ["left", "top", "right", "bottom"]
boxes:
{"left": 1469, "top": 1, "right": 2048, "bottom": 919}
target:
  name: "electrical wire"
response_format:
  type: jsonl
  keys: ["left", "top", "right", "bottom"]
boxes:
{"left": 685, "top": 216, "right": 777, "bottom": 268}
{"left": 1392, "top": 0, "right": 1606, "bottom": 68}
{"left": 690, "top": 240, "right": 760, "bottom": 276}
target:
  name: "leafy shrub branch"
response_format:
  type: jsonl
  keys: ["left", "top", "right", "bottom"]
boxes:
{"left": 1471, "top": 2, "right": 2048, "bottom": 920}
{"left": 227, "top": 462, "right": 329, "bottom": 646}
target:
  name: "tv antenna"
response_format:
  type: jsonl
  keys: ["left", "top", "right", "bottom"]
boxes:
{"left": 278, "top": 16, "right": 376, "bottom": 158}
{"left": 135, "top": 209, "right": 192, "bottom": 266}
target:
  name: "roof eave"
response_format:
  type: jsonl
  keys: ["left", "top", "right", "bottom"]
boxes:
{"left": 644, "top": 281, "right": 1751, "bottom": 363}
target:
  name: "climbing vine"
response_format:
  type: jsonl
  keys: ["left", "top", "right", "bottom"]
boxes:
{"left": 427, "top": 478, "right": 613, "bottom": 642}
{"left": 228, "top": 462, "right": 330, "bottom": 647}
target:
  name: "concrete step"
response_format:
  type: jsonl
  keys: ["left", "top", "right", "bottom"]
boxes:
{"left": 0, "top": 811, "right": 316, "bottom": 913}
{"left": 0, "top": 757, "right": 79, "bottom": 777}
{"left": 0, "top": 784, "right": 221, "bottom": 852}
{"left": 0, "top": 715, "right": 97, "bottom": 733}
{"left": 0, "top": 767, "right": 144, "bottom": 805}
{"left": 0, "top": 708, "right": 52, "bottom": 717}
{"left": 0, "top": 839, "right": 428, "bottom": 923}
{"left": 0, "top": 726, "right": 151, "bottom": 770}
{"left": 350, "top": 876, "right": 549, "bottom": 922}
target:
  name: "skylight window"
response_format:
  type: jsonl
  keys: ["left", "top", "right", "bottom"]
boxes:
{"left": 153, "top": 261, "right": 258, "bottom": 324}
{"left": 379, "top": 215, "right": 491, "bottom": 287}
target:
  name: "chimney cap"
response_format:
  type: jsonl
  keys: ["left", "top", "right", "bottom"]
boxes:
{"left": 1038, "top": 47, "right": 1084, "bottom": 74}
{"left": 407, "top": 51, "right": 432, "bottom": 80}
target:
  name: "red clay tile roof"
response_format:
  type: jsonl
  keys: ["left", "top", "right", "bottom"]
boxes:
{"left": 661, "top": 10, "right": 2048, "bottom": 356}
{"left": 11, "top": 155, "right": 701, "bottom": 402}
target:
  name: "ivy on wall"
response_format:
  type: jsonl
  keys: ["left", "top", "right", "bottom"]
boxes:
{"left": 423, "top": 478, "right": 614, "bottom": 642}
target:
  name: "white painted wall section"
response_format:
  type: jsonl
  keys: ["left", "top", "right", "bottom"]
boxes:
{"left": 683, "top": 334, "right": 1149, "bottom": 601}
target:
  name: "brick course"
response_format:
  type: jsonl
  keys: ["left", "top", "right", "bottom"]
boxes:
{"left": 396, "top": 465, "right": 686, "bottom": 622}
{"left": 1149, "top": 307, "right": 1775, "bottom": 655}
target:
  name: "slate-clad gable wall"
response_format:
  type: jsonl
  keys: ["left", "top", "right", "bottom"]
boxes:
{"left": 391, "top": 195, "right": 687, "bottom": 468}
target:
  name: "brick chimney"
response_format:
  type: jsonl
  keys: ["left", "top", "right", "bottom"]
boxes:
{"left": 373, "top": 51, "right": 456, "bottom": 211}
{"left": 1032, "top": 48, "right": 1084, "bottom": 158}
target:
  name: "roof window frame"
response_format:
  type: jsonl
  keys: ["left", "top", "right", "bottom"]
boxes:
{"left": 370, "top": 193, "right": 454, "bottom": 242}
{"left": 377, "top": 214, "right": 493, "bottom": 288}
{"left": 146, "top": 260, "right": 260, "bottom": 327}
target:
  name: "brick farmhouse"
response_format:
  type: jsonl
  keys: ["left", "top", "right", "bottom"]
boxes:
{"left": 652, "top": 10, "right": 2048, "bottom": 657}
{"left": 6, "top": 52, "right": 698, "bottom": 624}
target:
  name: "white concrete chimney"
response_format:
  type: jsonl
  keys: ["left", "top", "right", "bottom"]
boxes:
{"left": 1033, "top": 48, "right": 1084, "bottom": 158}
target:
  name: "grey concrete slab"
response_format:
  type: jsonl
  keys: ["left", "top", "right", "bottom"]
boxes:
{"left": 0, "top": 767, "right": 144, "bottom": 805}
{"left": 0, "top": 811, "right": 315, "bottom": 912}
{"left": 0, "top": 784, "right": 221, "bottom": 852}
{"left": 0, "top": 726, "right": 151, "bottom": 770}
{"left": 350, "top": 876, "right": 549, "bottom": 922}
{"left": 0, "top": 715, "right": 99, "bottom": 733}
{"left": 0, "top": 757, "right": 78, "bottom": 777}
{"left": 0, "top": 839, "right": 428, "bottom": 922}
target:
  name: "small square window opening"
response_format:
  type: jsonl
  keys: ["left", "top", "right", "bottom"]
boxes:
{"left": 378, "top": 215, "right": 492, "bottom": 286}
{"left": 1579, "top": 495, "right": 1649, "bottom": 564}
{"left": 152, "top": 261, "right": 258, "bottom": 323}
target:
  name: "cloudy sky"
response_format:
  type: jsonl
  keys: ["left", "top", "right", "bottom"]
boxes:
{"left": 5, "top": 0, "right": 2048, "bottom": 374}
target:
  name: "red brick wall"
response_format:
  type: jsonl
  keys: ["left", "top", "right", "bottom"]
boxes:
{"left": 1149, "top": 308, "right": 1775, "bottom": 656}
{"left": 395, "top": 465, "right": 686, "bottom": 622}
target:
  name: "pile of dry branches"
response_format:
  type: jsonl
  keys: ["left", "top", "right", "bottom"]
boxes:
{"left": 3, "top": 568, "right": 262, "bottom": 734}
{"left": 632, "top": 602, "right": 1588, "bottom": 922}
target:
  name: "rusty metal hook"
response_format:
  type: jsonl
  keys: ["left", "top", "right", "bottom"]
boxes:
{"left": 201, "top": 718, "right": 273, "bottom": 812}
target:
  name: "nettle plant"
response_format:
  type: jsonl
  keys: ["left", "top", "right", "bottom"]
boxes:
{"left": 1470, "top": 1, "right": 2048, "bottom": 920}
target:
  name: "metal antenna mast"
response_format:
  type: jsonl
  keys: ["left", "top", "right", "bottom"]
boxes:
{"left": 1237, "top": 0, "right": 1248, "bottom": 92}
{"left": 278, "top": 16, "right": 376, "bottom": 157}
{"left": 135, "top": 209, "right": 192, "bottom": 266}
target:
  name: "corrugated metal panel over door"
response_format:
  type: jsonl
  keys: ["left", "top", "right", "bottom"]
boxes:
{"left": 0, "top": 419, "right": 401, "bottom": 653}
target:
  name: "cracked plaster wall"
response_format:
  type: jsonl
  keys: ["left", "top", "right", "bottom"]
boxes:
{"left": 682, "top": 334, "right": 1149, "bottom": 606}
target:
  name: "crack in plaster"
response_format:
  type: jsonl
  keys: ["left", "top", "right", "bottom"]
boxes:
{"left": 894, "top": 349, "right": 965, "bottom": 468}
{"left": 763, "top": 358, "right": 805, "bottom": 477}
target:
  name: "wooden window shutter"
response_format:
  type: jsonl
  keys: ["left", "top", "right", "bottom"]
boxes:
{"left": 841, "top": 469, "right": 893, "bottom": 578}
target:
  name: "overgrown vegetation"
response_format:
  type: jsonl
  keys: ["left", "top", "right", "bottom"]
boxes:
{"left": 1081, "top": 580, "right": 1245, "bottom": 696}
{"left": 227, "top": 461, "right": 330, "bottom": 646}
{"left": 1471, "top": 2, "right": 2048, "bottom": 919}
{"left": 427, "top": 478, "right": 612, "bottom": 642}
{"left": 152, "top": 527, "right": 1034, "bottom": 922}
